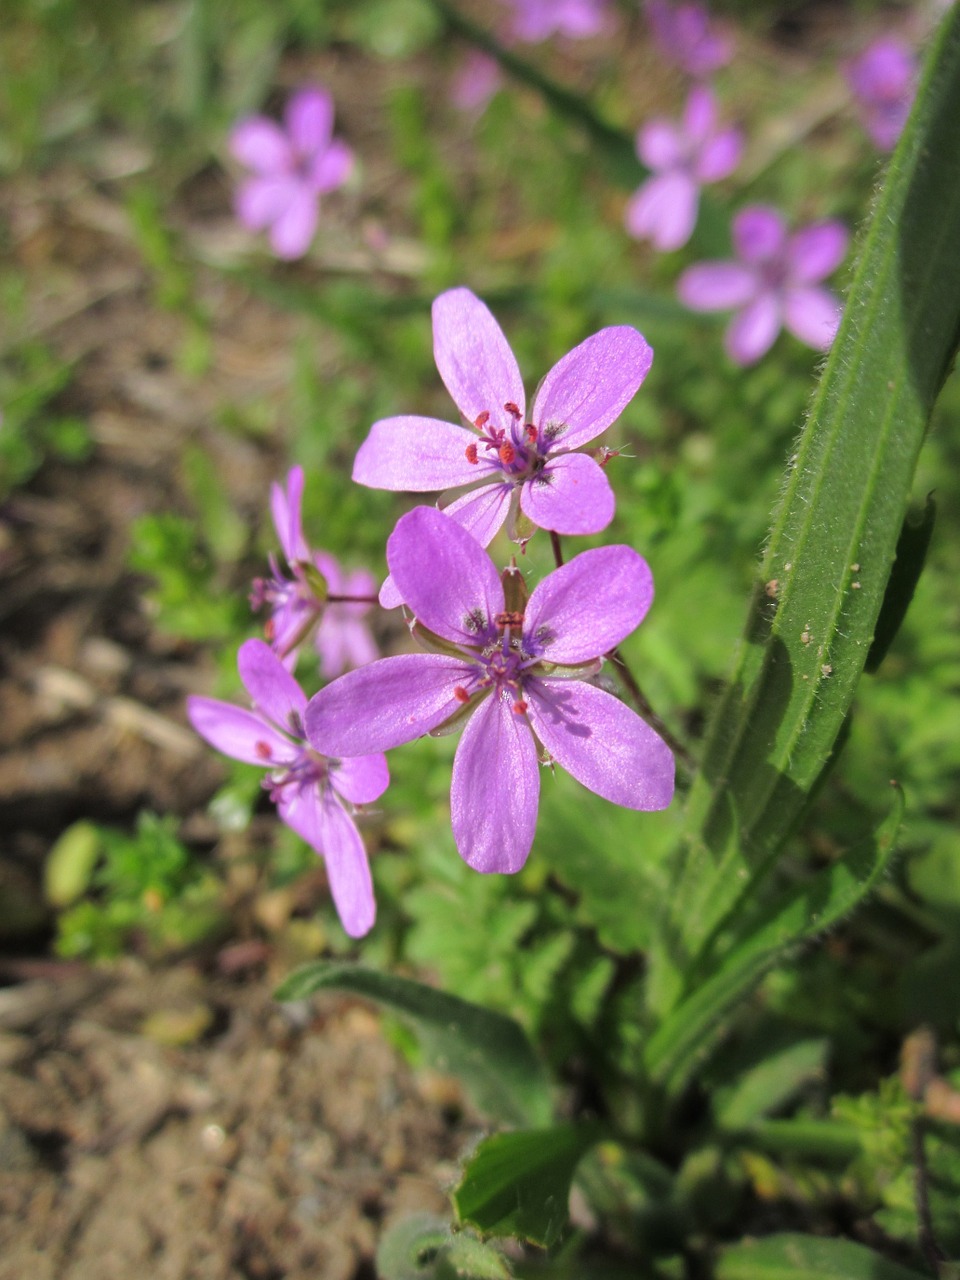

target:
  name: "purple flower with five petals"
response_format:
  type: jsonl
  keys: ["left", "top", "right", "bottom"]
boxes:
{"left": 844, "top": 37, "right": 917, "bottom": 152}
{"left": 507, "top": 0, "right": 614, "bottom": 42}
{"left": 645, "top": 1, "right": 733, "bottom": 78}
{"left": 626, "top": 84, "right": 742, "bottom": 252}
{"left": 677, "top": 205, "right": 848, "bottom": 365}
{"left": 353, "top": 288, "right": 653, "bottom": 601}
{"left": 251, "top": 466, "right": 378, "bottom": 676}
{"left": 304, "top": 508, "right": 674, "bottom": 876}
{"left": 229, "top": 87, "right": 353, "bottom": 260}
{"left": 187, "top": 640, "right": 388, "bottom": 937}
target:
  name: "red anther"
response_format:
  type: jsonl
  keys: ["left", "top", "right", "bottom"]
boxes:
{"left": 264, "top": 618, "right": 276, "bottom": 641}
{"left": 504, "top": 401, "right": 521, "bottom": 418}
{"left": 454, "top": 686, "right": 470, "bottom": 703}
{"left": 525, "top": 424, "right": 538, "bottom": 443}
{"left": 255, "top": 740, "right": 273, "bottom": 760}
{"left": 465, "top": 442, "right": 479, "bottom": 464}
{"left": 512, "top": 699, "right": 529, "bottom": 716}
{"left": 474, "top": 411, "right": 490, "bottom": 429}
{"left": 598, "top": 447, "right": 620, "bottom": 468}
{"left": 498, "top": 442, "right": 516, "bottom": 465}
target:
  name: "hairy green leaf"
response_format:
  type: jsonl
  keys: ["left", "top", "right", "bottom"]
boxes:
{"left": 716, "top": 1233, "right": 932, "bottom": 1280}
{"left": 275, "top": 963, "right": 551, "bottom": 1127}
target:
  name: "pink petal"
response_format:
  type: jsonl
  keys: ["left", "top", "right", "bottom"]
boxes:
{"left": 678, "top": 261, "right": 758, "bottom": 311}
{"left": 682, "top": 83, "right": 716, "bottom": 143}
{"left": 186, "top": 696, "right": 292, "bottom": 766}
{"left": 353, "top": 416, "right": 497, "bottom": 491}
{"left": 309, "top": 138, "right": 353, "bottom": 194}
{"left": 450, "top": 694, "right": 540, "bottom": 873}
{"left": 524, "top": 545, "right": 653, "bottom": 662}
{"left": 451, "top": 50, "right": 502, "bottom": 113}
{"left": 786, "top": 222, "right": 849, "bottom": 285}
{"left": 783, "top": 286, "right": 842, "bottom": 351}
{"left": 229, "top": 117, "right": 291, "bottom": 173}
{"left": 725, "top": 294, "right": 781, "bottom": 365}
{"left": 520, "top": 452, "right": 614, "bottom": 536}
{"left": 330, "top": 753, "right": 390, "bottom": 806}
{"left": 636, "top": 119, "right": 685, "bottom": 171}
{"left": 694, "top": 127, "right": 743, "bottom": 183}
{"left": 268, "top": 186, "right": 319, "bottom": 260}
{"left": 271, "top": 466, "right": 307, "bottom": 563}
{"left": 624, "top": 171, "right": 699, "bottom": 252}
{"left": 443, "top": 481, "right": 514, "bottom": 547}
{"left": 235, "top": 176, "right": 298, "bottom": 232}
{"left": 532, "top": 326, "right": 654, "bottom": 452}
{"left": 284, "top": 88, "right": 333, "bottom": 157}
{"left": 305, "top": 653, "right": 470, "bottom": 756}
{"left": 527, "top": 678, "right": 675, "bottom": 809}
{"left": 238, "top": 638, "right": 307, "bottom": 734}
{"left": 279, "top": 787, "right": 375, "bottom": 938}
{"left": 386, "top": 506, "right": 503, "bottom": 646}
{"left": 732, "top": 205, "right": 788, "bottom": 264}
{"left": 432, "top": 289, "right": 525, "bottom": 436}
{"left": 378, "top": 573, "right": 404, "bottom": 609}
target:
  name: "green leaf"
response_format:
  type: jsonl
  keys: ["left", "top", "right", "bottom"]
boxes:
{"left": 643, "top": 788, "right": 903, "bottom": 1094}
{"left": 44, "top": 821, "right": 103, "bottom": 908}
{"left": 275, "top": 963, "right": 551, "bottom": 1127}
{"left": 715, "top": 1233, "right": 932, "bottom": 1280}
{"left": 716, "top": 1038, "right": 829, "bottom": 1129}
{"left": 453, "top": 1124, "right": 602, "bottom": 1248}
{"left": 661, "top": 6, "right": 960, "bottom": 985}
{"left": 375, "top": 1215, "right": 451, "bottom": 1280}
{"left": 865, "top": 495, "right": 937, "bottom": 673}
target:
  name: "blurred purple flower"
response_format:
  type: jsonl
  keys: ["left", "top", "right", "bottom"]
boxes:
{"left": 229, "top": 86, "right": 353, "bottom": 260}
{"left": 844, "top": 36, "right": 917, "bottom": 151}
{"left": 451, "top": 50, "right": 503, "bottom": 114}
{"left": 188, "top": 639, "right": 388, "bottom": 937}
{"left": 645, "top": 0, "right": 733, "bottom": 77}
{"left": 305, "top": 508, "right": 674, "bottom": 875}
{"left": 251, "top": 466, "right": 378, "bottom": 676}
{"left": 353, "top": 288, "right": 652, "bottom": 597}
{"left": 677, "top": 205, "right": 848, "bottom": 365}
{"left": 626, "top": 84, "right": 742, "bottom": 251}
{"left": 508, "top": 0, "right": 614, "bottom": 41}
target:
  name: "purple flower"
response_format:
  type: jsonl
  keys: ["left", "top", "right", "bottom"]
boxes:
{"left": 251, "top": 466, "right": 378, "bottom": 677}
{"left": 507, "top": 0, "right": 614, "bottom": 42}
{"left": 229, "top": 87, "right": 353, "bottom": 260}
{"left": 645, "top": 1, "right": 733, "bottom": 77}
{"left": 451, "top": 50, "right": 503, "bottom": 114}
{"left": 304, "top": 508, "right": 674, "bottom": 875}
{"left": 626, "top": 84, "right": 742, "bottom": 252}
{"left": 677, "top": 205, "right": 848, "bottom": 365}
{"left": 188, "top": 640, "right": 388, "bottom": 937}
{"left": 353, "top": 288, "right": 653, "bottom": 596}
{"left": 844, "top": 37, "right": 917, "bottom": 152}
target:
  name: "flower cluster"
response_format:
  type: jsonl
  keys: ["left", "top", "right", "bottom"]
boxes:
{"left": 190, "top": 284, "right": 675, "bottom": 935}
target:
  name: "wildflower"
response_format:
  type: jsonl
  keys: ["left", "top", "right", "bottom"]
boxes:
{"left": 304, "top": 507, "right": 674, "bottom": 875}
{"left": 251, "top": 466, "right": 377, "bottom": 676}
{"left": 451, "top": 50, "right": 503, "bottom": 114}
{"left": 353, "top": 287, "right": 652, "bottom": 571}
{"left": 626, "top": 84, "right": 742, "bottom": 252}
{"left": 508, "top": 0, "right": 614, "bottom": 42}
{"left": 188, "top": 639, "right": 388, "bottom": 937}
{"left": 677, "top": 205, "right": 848, "bottom": 365}
{"left": 844, "top": 37, "right": 916, "bottom": 151}
{"left": 229, "top": 86, "right": 353, "bottom": 260}
{"left": 645, "top": 0, "right": 733, "bottom": 77}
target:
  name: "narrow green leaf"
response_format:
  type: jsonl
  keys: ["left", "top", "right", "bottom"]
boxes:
{"left": 375, "top": 1215, "right": 450, "bottom": 1280}
{"left": 865, "top": 495, "right": 936, "bottom": 672}
{"left": 716, "top": 1233, "right": 932, "bottom": 1280}
{"left": 275, "top": 962, "right": 551, "bottom": 1128}
{"left": 661, "top": 7, "right": 960, "bottom": 982}
{"left": 453, "top": 1124, "right": 602, "bottom": 1248}
{"left": 644, "top": 788, "right": 903, "bottom": 1093}
{"left": 716, "top": 1039, "right": 829, "bottom": 1129}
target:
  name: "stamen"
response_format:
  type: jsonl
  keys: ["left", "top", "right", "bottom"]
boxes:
{"left": 255, "top": 740, "right": 273, "bottom": 760}
{"left": 504, "top": 402, "right": 521, "bottom": 419}
{"left": 499, "top": 442, "right": 516, "bottom": 466}
{"left": 264, "top": 618, "right": 276, "bottom": 642}
{"left": 512, "top": 700, "right": 529, "bottom": 716}
{"left": 474, "top": 411, "right": 490, "bottom": 429}
{"left": 525, "top": 424, "right": 538, "bottom": 444}
{"left": 465, "top": 442, "right": 479, "bottom": 464}
{"left": 495, "top": 610, "right": 524, "bottom": 631}
{"left": 454, "top": 686, "right": 470, "bottom": 703}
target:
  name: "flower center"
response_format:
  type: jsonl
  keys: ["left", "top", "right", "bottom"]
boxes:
{"left": 463, "top": 403, "right": 566, "bottom": 482}
{"left": 262, "top": 744, "right": 331, "bottom": 804}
